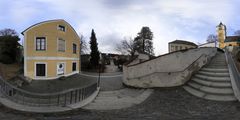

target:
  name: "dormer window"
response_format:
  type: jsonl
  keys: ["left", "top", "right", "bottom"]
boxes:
{"left": 58, "top": 25, "right": 65, "bottom": 32}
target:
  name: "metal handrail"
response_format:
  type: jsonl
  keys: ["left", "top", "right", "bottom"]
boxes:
{"left": 0, "top": 75, "right": 99, "bottom": 107}
{"left": 0, "top": 76, "right": 97, "bottom": 96}
{"left": 127, "top": 54, "right": 208, "bottom": 79}
{"left": 225, "top": 50, "right": 240, "bottom": 91}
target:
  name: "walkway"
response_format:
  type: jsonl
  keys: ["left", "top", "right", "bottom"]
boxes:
{"left": 83, "top": 88, "right": 153, "bottom": 110}
{"left": 80, "top": 72, "right": 153, "bottom": 110}
{"left": 104, "top": 59, "right": 120, "bottom": 73}
{"left": 80, "top": 72, "right": 123, "bottom": 91}
{"left": 1, "top": 87, "right": 240, "bottom": 120}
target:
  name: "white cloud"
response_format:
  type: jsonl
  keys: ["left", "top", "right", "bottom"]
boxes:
{"left": 1, "top": 0, "right": 239, "bottom": 55}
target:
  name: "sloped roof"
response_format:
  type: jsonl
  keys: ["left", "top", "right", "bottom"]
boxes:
{"left": 169, "top": 40, "right": 197, "bottom": 47}
{"left": 225, "top": 36, "right": 240, "bottom": 43}
{"left": 21, "top": 19, "right": 80, "bottom": 39}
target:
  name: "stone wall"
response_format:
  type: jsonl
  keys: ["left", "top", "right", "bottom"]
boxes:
{"left": 123, "top": 48, "right": 217, "bottom": 88}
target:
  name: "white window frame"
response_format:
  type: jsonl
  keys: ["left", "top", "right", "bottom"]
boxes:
{"left": 72, "top": 43, "right": 77, "bottom": 54}
{"left": 35, "top": 37, "right": 47, "bottom": 51}
{"left": 35, "top": 62, "right": 47, "bottom": 78}
{"left": 72, "top": 61, "right": 77, "bottom": 72}
{"left": 56, "top": 62, "right": 66, "bottom": 76}
{"left": 57, "top": 38, "right": 66, "bottom": 52}
{"left": 57, "top": 24, "right": 66, "bottom": 32}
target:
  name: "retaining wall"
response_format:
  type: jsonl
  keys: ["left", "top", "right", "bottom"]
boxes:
{"left": 123, "top": 48, "right": 217, "bottom": 88}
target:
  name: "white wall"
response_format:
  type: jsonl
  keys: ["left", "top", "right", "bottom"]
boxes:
{"left": 123, "top": 48, "right": 217, "bottom": 88}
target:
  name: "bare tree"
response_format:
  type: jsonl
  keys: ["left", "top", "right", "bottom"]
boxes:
{"left": 0, "top": 28, "right": 18, "bottom": 36}
{"left": 234, "top": 30, "right": 240, "bottom": 36}
{"left": 79, "top": 34, "right": 88, "bottom": 54}
{"left": 116, "top": 37, "right": 135, "bottom": 56}
{"left": 206, "top": 34, "right": 218, "bottom": 43}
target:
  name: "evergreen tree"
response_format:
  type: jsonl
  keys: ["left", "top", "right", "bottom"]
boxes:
{"left": 0, "top": 28, "right": 20, "bottom": 64}
{"left": 133, "top": 26, "right": 154, "bottom": 55}
{"left": 89, "top": 29, "right": 100, "bottom": 67}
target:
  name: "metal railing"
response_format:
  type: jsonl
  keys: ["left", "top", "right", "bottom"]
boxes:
{"left": 0, "top": 76, "right": 99, "bottom": 107}
{"left": 225, "top": 50, "right": 240, "bottom": 99}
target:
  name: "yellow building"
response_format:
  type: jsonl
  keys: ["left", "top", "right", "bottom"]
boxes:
{"left": 216, "top": 22, "right": 240, "bottom": 48}
{"left": 22, "top": 19, "right": 80, "bottom": 80}
{"left": 168, "top": 40, "right": 198, "bottom": 53}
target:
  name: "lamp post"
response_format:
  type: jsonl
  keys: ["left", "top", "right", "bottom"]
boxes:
{"left": 98, "top": 60, "right": 101, "bottom": 87}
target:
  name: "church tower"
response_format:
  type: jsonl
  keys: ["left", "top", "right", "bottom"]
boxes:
{"left": 216, "top": 22, "right": 226, "bottom": 49}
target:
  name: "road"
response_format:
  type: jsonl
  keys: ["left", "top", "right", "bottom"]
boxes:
{"left": 80, "top": 72, "right": 124, "bottom": 91}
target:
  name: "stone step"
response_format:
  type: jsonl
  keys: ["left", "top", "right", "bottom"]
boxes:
{"left": 188, "top": 82, "right": 234, "bottom": 95}
{"left": 211, "top": 59, "right": 226, "bottom": 61}
{"left": 183, "top": 86, "right": 236, "bottom": 101}
{"left": 207, "top": 64, "right": 227, "bottom": 66}
{"left": 201, "top": 68, "right": 228, "bottom": 73}
{"left": 198, "top": 71, "right": 229, "bottom": 77}
{"left": 211, "top": 62, "right": 226, "bottom": 63}
{"left": 207, "top": 66, "right": 228, "bottom": 69}
{"left": 210, "top": 63, "right": 226, "bottom": 65}
{"left": 192, "top": 78, "right": 232, "bottom": 88}
{"left": 195, "top": 74, "right": 231, "bottom": 82}
{"left": 204, "top": 94, "right": 237, "bottom": 101}
{"left": 183, "top": 85, "right": 205, "bottom": 97}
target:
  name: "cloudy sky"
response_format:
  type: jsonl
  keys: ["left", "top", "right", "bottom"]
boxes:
{"left": 1, "top": 0, "right": 240, "bottom": 55}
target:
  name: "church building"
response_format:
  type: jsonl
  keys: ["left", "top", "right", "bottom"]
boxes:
{"left": 216, "top": 22, "right": 240, "bottom": 49}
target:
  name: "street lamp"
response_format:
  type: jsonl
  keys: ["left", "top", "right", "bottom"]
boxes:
{"left": 98, "top": 60, "right": 101, "bottom": 87}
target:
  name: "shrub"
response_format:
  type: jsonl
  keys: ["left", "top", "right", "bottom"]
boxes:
{"left": 0, "top": 53, "right": 14, "bottom": 64}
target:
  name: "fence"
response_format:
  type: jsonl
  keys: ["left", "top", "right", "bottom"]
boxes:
{"left": 0, "top": 76, "right": 99, "bottom": 107}
{"left": 225, "top": 50, "right": 240, "bottom": 101}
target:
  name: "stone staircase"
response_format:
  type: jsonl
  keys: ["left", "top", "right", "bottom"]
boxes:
{"left": 183, "top": 52, "right": 237, "bottom": 101}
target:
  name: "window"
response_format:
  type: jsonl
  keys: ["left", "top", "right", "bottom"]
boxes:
{"left": 58, "top": 25, "right": 65, "bottom": 32}
{"left": 171, "top": 46, "right": 174, "bottom": 51}
{"left": 72, "top": 62, "right": 77, "bottom": 71}
{"left": 175, "top": 46, "right": 178, "bottom": 51}
{"left": 36, "top": 64, "right": 46, "bottom": 77}
{"left": 36, "top": 37, "right": 46, "bottom": 51}
{"left": 58, "top": 39, "right": 65, "bottom": 52}
{"left": 57, "top": 63, "right": 65, "bottom": 75}
{"left": 185, "top": 47, "right": 188, "bottom": 49}
{"left": 180, "top": 46, "right": 182, "bottom": 50}
{"left": 73, "top": 43, "right": 77, "bottom": 54}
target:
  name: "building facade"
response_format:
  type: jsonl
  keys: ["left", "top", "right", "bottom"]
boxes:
{"left": 168, "top": 40, "right": 198, "bottom": 53}
{"left": 217, "top": 22, "right": 240, "bottom": 49}
{"left": 22, "top": 19, "right": 80, "bottom": 80}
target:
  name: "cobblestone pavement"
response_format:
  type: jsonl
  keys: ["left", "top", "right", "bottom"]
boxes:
{"left": 1, "top": 87, "right": 240, "bottom": 120}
